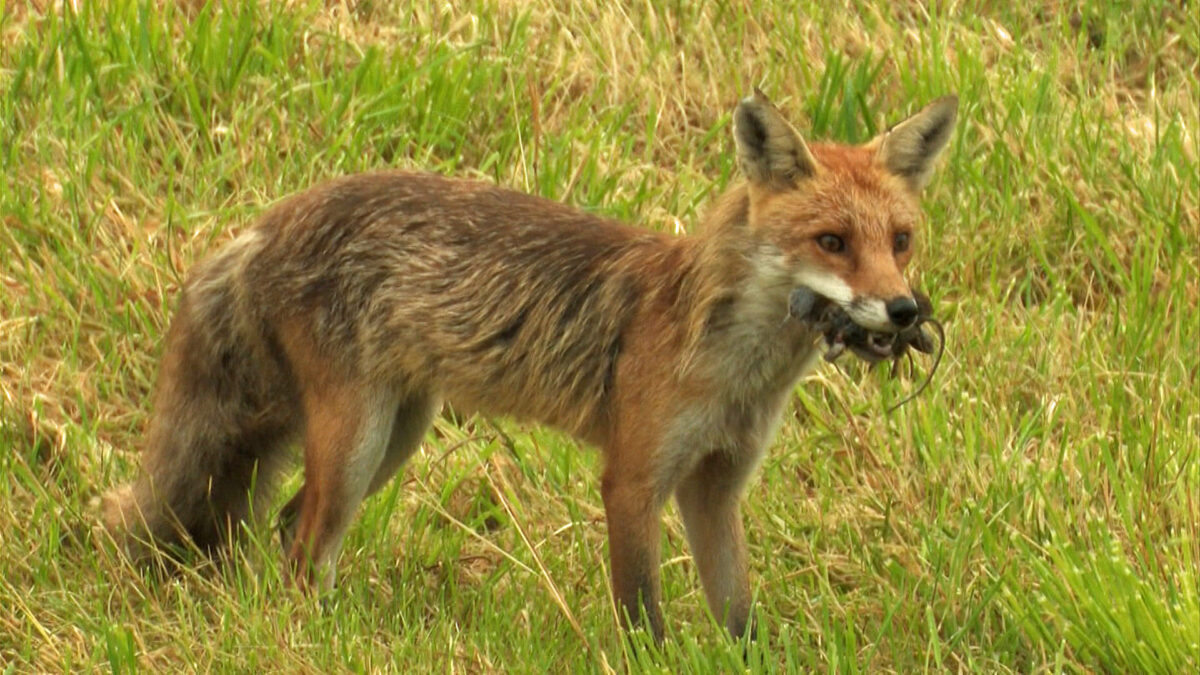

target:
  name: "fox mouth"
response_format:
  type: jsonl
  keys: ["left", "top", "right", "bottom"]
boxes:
{"left": 787, "top": 286, "right": 925, "bottom": 363}
{"left": 849, "top": 331, "right": 895, "bottom": 362}
{"left": 787, "top": 285, "right": 946, "bottom": 412}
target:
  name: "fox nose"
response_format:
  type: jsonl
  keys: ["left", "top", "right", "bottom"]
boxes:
{"left": 886, "top": 296, "right": 919, "bottom": 328}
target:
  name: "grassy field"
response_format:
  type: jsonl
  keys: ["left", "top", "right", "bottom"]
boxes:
{"left": 1, "top": 1, "right": 1197, "bottom": 672}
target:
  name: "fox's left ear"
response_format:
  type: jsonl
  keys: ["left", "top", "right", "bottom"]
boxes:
{"left": 873, "top": 95, "right": 958, "bottom": 192}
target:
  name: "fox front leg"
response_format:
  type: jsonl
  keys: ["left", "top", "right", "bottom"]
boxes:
{"left": 674, "top": 451, "right": 757, "bottom": 640}
{"left": 601, "top": 470, "right": 665, "bottom": 641}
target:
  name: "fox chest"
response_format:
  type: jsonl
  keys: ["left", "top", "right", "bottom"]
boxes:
{"left": 675, "top": 325, "right": 823, "bottom": 457}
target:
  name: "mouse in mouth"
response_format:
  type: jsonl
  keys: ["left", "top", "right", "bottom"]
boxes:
{"left": 788, "top": 287, "right": 937, "bottom": 364}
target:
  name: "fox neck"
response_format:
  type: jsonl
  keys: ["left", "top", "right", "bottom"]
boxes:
{"left": 676, "top": 185, "right": 823, "bottom": 391}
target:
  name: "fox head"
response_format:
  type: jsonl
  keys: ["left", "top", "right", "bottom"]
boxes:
{"left": 731, "top": 90, "right": 957, "bottom": 332}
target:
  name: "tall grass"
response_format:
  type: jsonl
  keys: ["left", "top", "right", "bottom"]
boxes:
{"left": 1, "top": 1, "right": 1196, "bottom": 671}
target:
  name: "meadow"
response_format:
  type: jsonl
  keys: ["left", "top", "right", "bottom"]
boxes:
{"left": 1, "top": 1, "right": 1197, "bottom": 672}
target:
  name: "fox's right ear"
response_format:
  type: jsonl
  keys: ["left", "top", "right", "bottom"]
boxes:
{"left": 733, "top": 89, "right": 820, "bottom": 188}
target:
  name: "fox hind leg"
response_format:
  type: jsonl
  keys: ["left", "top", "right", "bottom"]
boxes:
{"left": 365, "top": 391, "right": 440, "bottom": 496}
{"left": 279, "top": 390, "right": 438, "bottom": 553}
{"left": 285, "top": 384, "right": 398, "bottom": 591}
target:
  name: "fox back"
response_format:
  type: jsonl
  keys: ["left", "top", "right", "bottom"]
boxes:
{"left": 242, "top": 173, "right": 681, "bottom": 442}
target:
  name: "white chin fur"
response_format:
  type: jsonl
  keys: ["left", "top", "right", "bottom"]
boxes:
{"left": 793, "top": 268, "right": 896, "bottom": 331}
{"left": 794, "top": 268, "right": 853, "bottom": 305}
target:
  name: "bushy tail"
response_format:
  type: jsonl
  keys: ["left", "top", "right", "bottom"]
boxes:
{"left": 100, "top": 235, "right": 298, "bottom": 558}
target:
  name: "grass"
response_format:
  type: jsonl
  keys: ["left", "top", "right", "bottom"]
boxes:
{"left": 1, "top": 0, "right": 1197, "bottom": 671}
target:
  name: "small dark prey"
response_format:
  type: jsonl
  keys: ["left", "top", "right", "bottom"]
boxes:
{"left": 789, "top": 286, "right": 944, "bottom": 411}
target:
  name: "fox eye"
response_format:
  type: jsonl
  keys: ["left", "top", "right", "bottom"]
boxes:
{"left": 817, "top": 234, "right": 845, "bottom": 253}
{"left": 894, "top": 232, "right": 911, "bottom": 253}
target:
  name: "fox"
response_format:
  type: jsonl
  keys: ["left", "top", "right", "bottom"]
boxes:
{"left": 99, "top": 90, "right": 957, "bottom": 641}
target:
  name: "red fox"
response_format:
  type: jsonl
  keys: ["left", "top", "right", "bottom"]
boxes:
{"left": 100, "top": 91, "right": 957, "bottom": 641}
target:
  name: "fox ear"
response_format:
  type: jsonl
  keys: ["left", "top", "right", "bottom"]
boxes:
{"left": 733, "top": 89, "right": 820, "bottom": 188}
{"left": 875, "top": 95, "right": 958, "bottom": 192}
